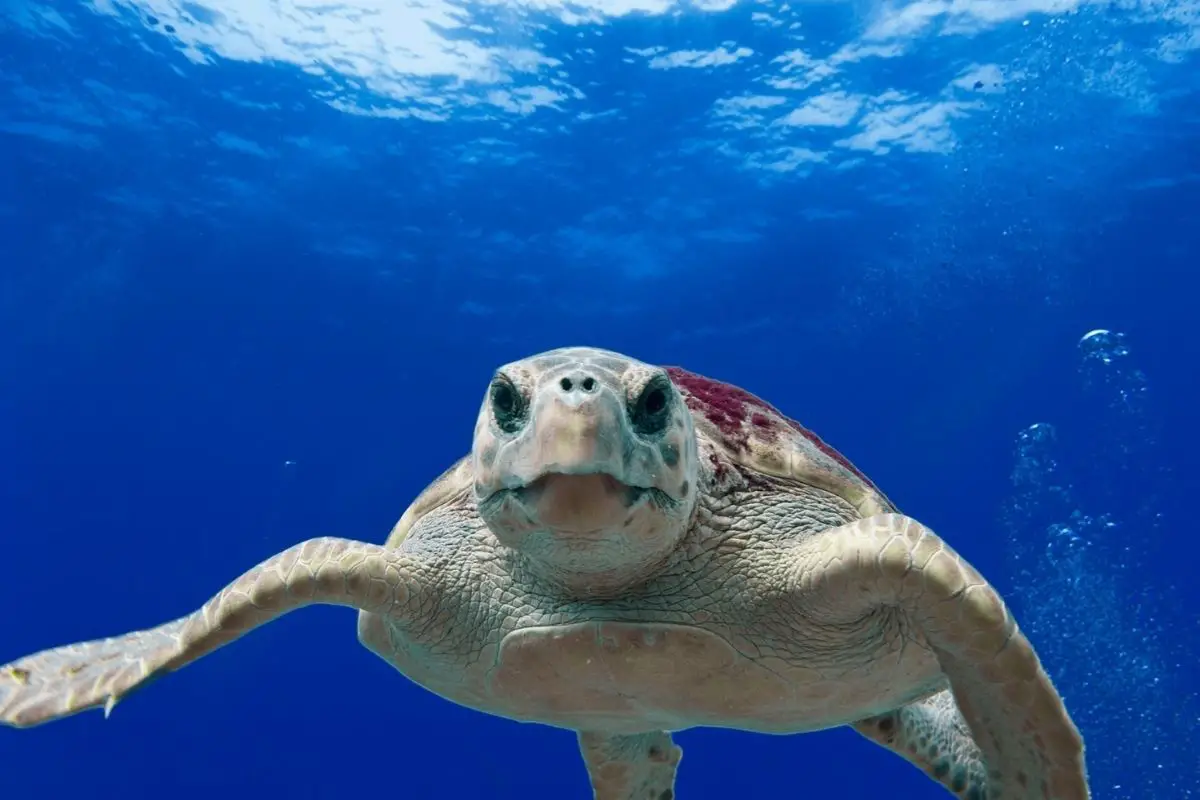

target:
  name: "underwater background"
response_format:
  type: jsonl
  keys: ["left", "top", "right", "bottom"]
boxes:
{"left": 1, "top": 1, "right": 1197, "bottom": 797}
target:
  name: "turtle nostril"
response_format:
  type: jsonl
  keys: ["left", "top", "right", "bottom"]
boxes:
{"left": 560, "top": 374, "right": 599, "bottom": 395}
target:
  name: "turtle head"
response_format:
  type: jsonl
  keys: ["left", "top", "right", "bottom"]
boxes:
{"left": 472, "top": 347, "right": 699, "bottom": 596}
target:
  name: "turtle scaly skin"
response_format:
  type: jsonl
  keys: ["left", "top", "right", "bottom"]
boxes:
{"left": 1, "top": 347, "right": 1089, "bottom": 799}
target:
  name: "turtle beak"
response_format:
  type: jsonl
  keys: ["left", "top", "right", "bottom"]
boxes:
{"left": 527, "top": 392, "right": 622, "bottom": 479}
{"left": 543, "top": 409, "right": 599, "bottom": 470}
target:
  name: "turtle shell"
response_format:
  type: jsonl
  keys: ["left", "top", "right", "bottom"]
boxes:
{"left": 664, "top": 366, "right": 895, "bottom": 518}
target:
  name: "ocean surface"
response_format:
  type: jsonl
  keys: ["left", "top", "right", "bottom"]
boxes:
{"left": 1, "top": 1, "right": 1197, "bottom": 797}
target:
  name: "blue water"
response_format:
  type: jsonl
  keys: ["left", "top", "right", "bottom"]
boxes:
{"left": 1, "top": 1, "right": 1197, "bottom": 797}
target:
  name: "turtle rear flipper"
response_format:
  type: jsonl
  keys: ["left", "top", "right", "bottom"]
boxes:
{"left": 1, "top": 537, "right": 424, "bottom": 728}
{"left": 853, "top": 690, "right": 990, "bottom": 798}
{"left": 577, "top": 730, "right": 681, "bottom": 800}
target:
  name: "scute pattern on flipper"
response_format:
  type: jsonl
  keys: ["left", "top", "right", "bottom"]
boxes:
{"left": 854, "top": 689, "right": 991, "bottom": 799}
{"left": 0, "top": 619, "right": 189, "bottom": 726}
{"left": 799, "top": 514, "right": 1089, "bottom": 800}
{"left": 579, "top": 730, "right": 681, "bottom": 800}
{"left": 663, "top": 366, "right": 894, "bottom": 515}
{"left": 1, "top": 537, "right": 421, "bottom": 729}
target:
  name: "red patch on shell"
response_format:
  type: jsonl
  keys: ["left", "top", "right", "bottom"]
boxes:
{"left": 664, "top": 365, "right": 879, "bottom": 492}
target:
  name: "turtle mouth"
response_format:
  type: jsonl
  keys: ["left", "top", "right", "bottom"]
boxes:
{"left": 485, "top": 471, "right": 674, "bottom": 535}
{"left": 523, "top": 471, "right": 643, "bottom": 499}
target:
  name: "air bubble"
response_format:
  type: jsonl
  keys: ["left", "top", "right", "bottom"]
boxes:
{"left": 1000, "top": 330, "right": 1194, "bottom": 799}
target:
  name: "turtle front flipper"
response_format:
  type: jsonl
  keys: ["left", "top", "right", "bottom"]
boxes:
{"left": 577, "top": 730, "right": 681, "bottom": 800}
{"left": 852, "top": 689, "right": 989, "bottom": 798}
{"left": 791, "top": 514, "right": 1089, "bottom": 800}
{"left": 1, "top": 537, "right": 425, "bottom": 728}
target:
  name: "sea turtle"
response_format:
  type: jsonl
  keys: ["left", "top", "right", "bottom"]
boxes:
{"left": 0, "top": 346, "right": 1088, "bottom": 799}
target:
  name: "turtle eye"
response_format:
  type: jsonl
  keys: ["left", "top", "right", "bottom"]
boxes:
{"left": 490, "top": 376, "right": 526, "bottom": 433}
{"left": 631, "top": 376, "right": 671, "bottom": 436}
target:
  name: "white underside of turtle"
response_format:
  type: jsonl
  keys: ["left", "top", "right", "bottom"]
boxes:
{"left": 0, "top": 346, "right": 1089, "bottom": 800}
